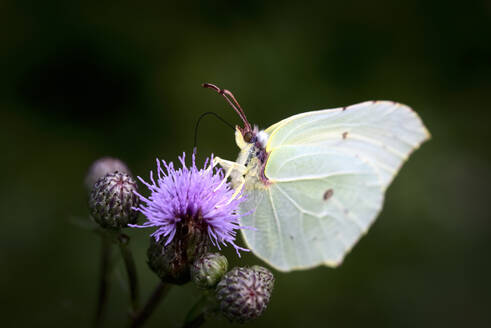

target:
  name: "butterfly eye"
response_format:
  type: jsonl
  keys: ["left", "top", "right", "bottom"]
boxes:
{"left": 244, "top": 131, "right": 253, "bottom": 143}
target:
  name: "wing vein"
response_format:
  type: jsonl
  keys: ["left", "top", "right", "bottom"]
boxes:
{"left": 272, "top": 171, "right": 373, "bottom": 183}
{"left": 274, "top": 108, "right": 342, "bottom": 144}
{"left": 274, "top": 184, "right": 318, "bottom": 216}
{"left": 268, "top": 189, "right": 286, "bottom": 267}
{"left": 347, "top": 134, "right": 407, "bottom": 159}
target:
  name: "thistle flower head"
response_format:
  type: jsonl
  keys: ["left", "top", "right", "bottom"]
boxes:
{"left": 89, "top": 172, "right": 139, "bottom": 229}
{"left": 216, "top": 266, "right": 275, "bottom": 323}
{"left": 131, "top": 153, "right": 249, "bottom": 255}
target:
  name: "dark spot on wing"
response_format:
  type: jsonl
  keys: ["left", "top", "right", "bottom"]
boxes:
{"left": 342, "top": 131, "right": 348, "bottom": 139}
{"left": 323, "top": 189, "right": 334, "bottom": 201}
{"left": 342, "top": 106, "right": 347, "bottom": 111}
{"left": 289, "top": 235, "right": 294, "bottom": 240}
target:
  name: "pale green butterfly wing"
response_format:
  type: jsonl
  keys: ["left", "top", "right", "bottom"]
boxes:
{"left": 265, "top": 101, "right": 430, "bottom": 189}
{"left": 240, "top": 101, "right": 430, "bottom": 271}
{"left": 240, "top": 148, "right": 383, "bottom": 270}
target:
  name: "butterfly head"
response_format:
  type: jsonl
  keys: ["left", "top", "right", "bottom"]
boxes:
{"left": 235, "top": 125, "right": 269, "bottom": 150}
{"left": 235, "top": 127, "right": 249, "bottom": 150}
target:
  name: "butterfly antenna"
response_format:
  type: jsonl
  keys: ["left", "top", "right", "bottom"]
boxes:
{"left": 202, "top": 83, "right": 252, "bottom": 131}
{"left": 193, "top": 111, "right": 235, "bottom": 149}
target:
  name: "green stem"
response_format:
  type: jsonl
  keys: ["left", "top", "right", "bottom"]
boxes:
{"left": 130, "top": 281, "right": 172, "bottom": 328}
{"left": 183, "top": 313, "right": 205, "bottom": 328}
{"left": 93, "top": 235, "right": 112, "bottom": 327}
{"left": 182, "top": 292, "right": 218, "bottom": 328}
{"left": 118, "top": 233, "right": 140, "bottom": 314}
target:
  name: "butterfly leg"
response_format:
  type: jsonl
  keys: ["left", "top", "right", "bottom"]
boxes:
{"left": 212, "top": 157, "right": 248, "bottom": 205}
{"left": 212, "top": 156, "right": 247, "bottom": 189}
{"left": 205, "top": 156, "right": 236, "bottom": 177}
{"left": 228, "top": 177, "right": 245, "bottom": 202}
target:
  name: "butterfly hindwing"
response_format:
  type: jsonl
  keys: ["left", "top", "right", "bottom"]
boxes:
{"left": 241, "top": 147, "right": 384, "bottom": 271}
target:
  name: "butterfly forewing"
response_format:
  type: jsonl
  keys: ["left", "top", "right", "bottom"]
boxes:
{"left": 265, "top": 101, "right": 430, "bottom": 188}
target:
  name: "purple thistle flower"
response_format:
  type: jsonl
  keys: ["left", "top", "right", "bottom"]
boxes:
{"left": 131, "top": 153, "right": 250, "bottom": 255}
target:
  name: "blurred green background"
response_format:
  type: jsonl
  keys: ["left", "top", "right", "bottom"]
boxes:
{"left": 1, "top": 0, "right": 490, "bottom": 327}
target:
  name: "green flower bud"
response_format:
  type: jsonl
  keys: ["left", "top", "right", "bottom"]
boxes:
{"left": 85, "top": 157, "right": 131, "bottom": 191}
{"left": 216, "top": 266, "right": 275, "bottom": 323}
{"left": 89, "top": 172, "right": 139, "bottom": 229}
{"left": 147, "top": 226, "right": 210, "bottom": 285}
{"left": 191, "top": 253, "right": 228, "bottom": 289}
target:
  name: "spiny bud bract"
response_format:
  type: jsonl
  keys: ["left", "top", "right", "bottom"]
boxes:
{"left": 89, "top": 172, "right": 139, "bottom": 229}
{"left": 251, "top": 265, "right": 274, "bottom": 294}
{"left": 147, "top": 226, "right": 210, "bottom": 285}
{"left": 216, "top": 266, "right": 275, "bottom": 323}
{"left": 85, "top": 157, "right": 131, "bottom": 191}
{"left": 191, "top": 253, "right": 228, "bottom": 289}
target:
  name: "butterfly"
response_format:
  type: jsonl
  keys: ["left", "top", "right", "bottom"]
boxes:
{"left": 203, "top": 83, "right": 430, "bottom": 272}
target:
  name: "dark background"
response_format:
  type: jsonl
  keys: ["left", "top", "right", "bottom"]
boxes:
{"left": 1, "top": 1, "right": 490, "bottom": 327}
